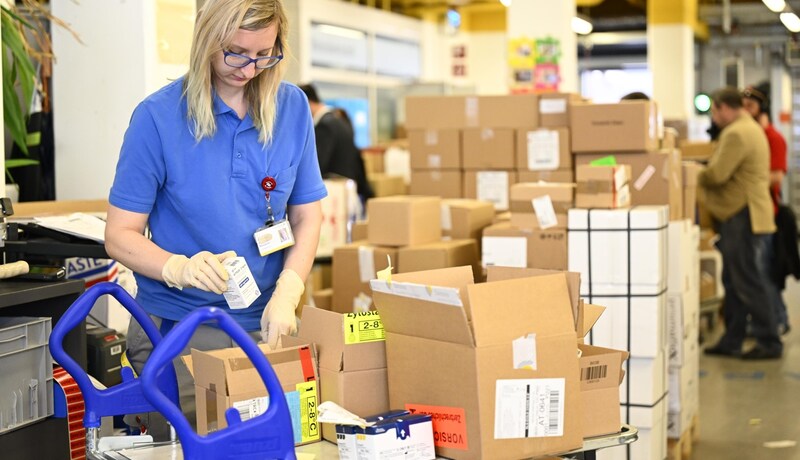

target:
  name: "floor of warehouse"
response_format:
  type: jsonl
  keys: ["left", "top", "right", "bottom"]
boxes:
{"left": 694, "top": 278, "right": 800, "bottom": 460}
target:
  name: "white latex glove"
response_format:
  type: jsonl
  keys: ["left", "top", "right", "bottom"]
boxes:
{"left": 161, "top": 251, "right": 236, "bottom": 294}
{"left": 260, "top": 269, "right": 305, "bottom": 348}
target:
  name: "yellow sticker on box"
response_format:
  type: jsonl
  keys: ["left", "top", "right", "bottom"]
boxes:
{"left": 297, "top": 380, "right": 319, "bottom": 443}
{"left": 343, "top": 311, "right": 386, "bottom": 344}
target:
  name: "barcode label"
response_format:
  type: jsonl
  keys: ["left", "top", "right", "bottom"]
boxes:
{"left": 581, "top": 364, "right": 608, "bottom": 381}
{"left": 232, "top": 396, "right": 269, "bottom": 422}
{"left": 494, "top": 378, "right": 565, "bottom": 439}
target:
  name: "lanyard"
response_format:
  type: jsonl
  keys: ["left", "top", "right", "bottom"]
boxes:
{"left": 261, "top": 176, "right": 277, "bottom": 226}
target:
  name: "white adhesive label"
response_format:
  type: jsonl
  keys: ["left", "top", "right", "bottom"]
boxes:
{"left": 465, "top": 97, "right": 479, "bottom": 127}
{"left": 233, "top": 396, "right": 270, "bottom": 422}
{"left": 532, "top": 195, "right": 558, "bottom": 230}
{"left": 427, "top": 154, "right": 442, "bottom": 168}
{"left": 540, "top": 98, "right": 567, "bottom": 114}
{"left": 477, "top": 171, "right": 510, "bottom": 211}
{"left": 424, "top": 130, "right": 438, "bottom": 146}
{"left": 369, "top": 280, "right": 463, "bottom": 307}
{"left": 634, "top": 165, "right": 657, "bottom": 191}
{"left": 482, "top": 236, "right": 527, "bottom": 268}
{"left": 358, "top": 246, "right": 376, "bottom": 283}
{"left": 441, "top": 204, "right": 453, "bottom": 232}
{"left": 512, "top": 334, "right": 537, "bottom": 370}
{"left": 526, "top": 130, "right": 560, "bottom": 171}
{"left": 494, "top": 379, "right": 565, "bottom": 439}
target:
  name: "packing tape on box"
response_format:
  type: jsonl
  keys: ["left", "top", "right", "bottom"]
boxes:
{"left": 509, "top": 199, "right": 571, "bottom": 214}
{"left": 576, "top": 180, "right": 613, "bottom": 195}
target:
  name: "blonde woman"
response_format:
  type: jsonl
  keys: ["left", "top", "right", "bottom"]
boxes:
{"left": 105, "top": 0, "right": 325, "bottom": 436}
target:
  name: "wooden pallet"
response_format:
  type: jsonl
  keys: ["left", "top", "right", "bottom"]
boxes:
{"left": 667, "top": 414, "right": 700, "bottom": 460}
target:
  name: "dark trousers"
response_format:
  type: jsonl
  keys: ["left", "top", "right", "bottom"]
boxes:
{"left": 716, "top": 208, "right": 783, "bottom": 353}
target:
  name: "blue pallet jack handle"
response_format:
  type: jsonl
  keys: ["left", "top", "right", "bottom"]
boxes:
{"left": 141, "top": 306, "right": 297, "bottom": 460}
{"left": 49, "top": 282, "right": 180, "bottom": 428}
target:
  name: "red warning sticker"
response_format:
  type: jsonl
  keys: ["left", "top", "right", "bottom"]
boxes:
{"left": 405, "top": 403, "right": 468, "bottom": 451}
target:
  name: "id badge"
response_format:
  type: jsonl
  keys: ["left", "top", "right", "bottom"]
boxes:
{"left": 254, "top": 219, "right": 295, "bottom": 256}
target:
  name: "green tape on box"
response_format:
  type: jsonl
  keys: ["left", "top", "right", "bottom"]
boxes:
{"left": 589, "top": 155, "right": 617, "bottom": 166}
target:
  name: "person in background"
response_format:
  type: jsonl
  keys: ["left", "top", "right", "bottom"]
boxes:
{"left": 620, "top": 91, "right": 650, "bottom": 101}
{"left": 700, "top": 87, "right": 783, "bottom": 360}
{"left": 104, "top": 0, "right": 326, "bottom": 437}
{"left": 742, "top": 83, "right": 792, "bottom": 334}
{"left": 299, "top": 83, "right": 373, "bottom": 204}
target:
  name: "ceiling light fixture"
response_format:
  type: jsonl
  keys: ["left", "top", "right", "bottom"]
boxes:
{"left": 572, "top": 15, "right": 593, "bottom": 35}
{"left": 780, "top": 11, "right": 800, "bottom": 32}
{"left": 762, "top": 0, "right": 786, "bottom": 13}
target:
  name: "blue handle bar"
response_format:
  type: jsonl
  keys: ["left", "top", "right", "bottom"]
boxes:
{"left": 141, "top": 307, "right": 296, "bottom": 460}
{"left": 48, "top": 282, "right": 180, "bottom": 428}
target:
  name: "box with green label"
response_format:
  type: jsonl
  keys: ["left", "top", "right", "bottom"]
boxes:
{"left": 297, "top": 306, "right": 389, "bottom": 443}
{"left": 183, "top": 343, "right": 320, "bottom": 445}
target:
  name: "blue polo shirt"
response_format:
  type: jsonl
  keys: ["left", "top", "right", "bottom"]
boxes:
{"left": 109, "top": 78, "right": 327, "bottom": 330}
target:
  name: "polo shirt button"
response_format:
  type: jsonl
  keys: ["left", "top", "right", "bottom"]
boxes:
{"left": 236, "top": 152, "right": 242, "bottom": 158}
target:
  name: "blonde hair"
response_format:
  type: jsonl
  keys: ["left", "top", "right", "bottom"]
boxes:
{"left": 184, "top": 0, "right": 289, "bottom": 145}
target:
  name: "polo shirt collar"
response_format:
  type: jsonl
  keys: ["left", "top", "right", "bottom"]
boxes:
{"left": 212, "top": 91, "right": 234, "bottom": 116}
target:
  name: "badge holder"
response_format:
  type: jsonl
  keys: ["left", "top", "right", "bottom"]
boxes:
{"left": 254, "top": 176, "right": 295, "bottom": 256}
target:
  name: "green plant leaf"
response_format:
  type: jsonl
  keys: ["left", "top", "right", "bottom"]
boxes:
{"left": 5, "top": 158, "right": 38, "bottom": 168}
{"left": 2, "top": 9, "right": 35, "bottom": 112}
{"left": 2, "top": 51, "right": 28, "bottom": 156}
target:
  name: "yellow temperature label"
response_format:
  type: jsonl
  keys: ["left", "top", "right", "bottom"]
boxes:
{"left": 343, "top": 311, "right": 386, "bottom": 344}
{"left": 297, "top": 381, "right": 319, "bottom": 443}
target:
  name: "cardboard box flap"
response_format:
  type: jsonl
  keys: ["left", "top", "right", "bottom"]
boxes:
{"left": 298, "top": 306, "right": 346, "bottom": 371}
{"left": 390, "top": 265, "right": 475, "bottom": 320}
{"left": 486, "top": 267, "right": 580, "bottom": 329}
{"left": 467, "top": 273, "right": 575, "bottom": 346}
{"left": 371, "top": 268, "right": 473, "bottom": 346}
{"left": 577, "top": 344, "right": 629, "bottom": 391}
{"left": 578, "top": 303, "right": 606, "bottom": 338}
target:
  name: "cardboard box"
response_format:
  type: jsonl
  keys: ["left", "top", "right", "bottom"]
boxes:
{"left": 516, "top": 169, "right": 574, "bottom": 183}
{"left": 661, "top": 126, "right": 678, "bottom": 150}
{"left": 405, "top": 95, "right": 539, "bottom": 130}
{"left": 667, "top": 292, "right": 700, "bottom": 369}
{"left": 482, "top": 222, "right": 567, "bottom": 271}
{"left": 297, "top": 306, "right": 389, "bottom": 442}
{"left": 355, "top": 414, "right": 436, "bottom": 460}
{"left": 509, "top": 182, "right": 574, "bottom": 230}
{"left": 335, "top": 410, "right": 411, "bottom": 459}
{"left": 367, "top": 196, "right": 441, "bottom": 247}
{"left": 568, "top": 206, "right": 668, "bottom": 296}
{"left": 441, "top": 199, "right": 495, "bottom": 241}
{"left": 621, "top": 353, "right": 667, "bottom": 406}
{"left": 584, "top": 293, "right": 667, "bottom": 359}
{"left": 515, "top": 128, "right": 571, "bottom": 172}
{"left": 599, "top": 399, "right": 667, "bottom": 460}
{"left": 311, "top": 288, "right": 333, "bottom": 311}
{"left": 409, "top": 129, "right": 461, "bottom": 169}
{"left": 410, "top": 170, "right": 462, "bottom": 199}
{"left": 332, "top": 242, "right": 399, "bottom": 313}
{"left": 575, "top": 164, "right": 631, "bottom": 209}
{"left": 184, "top": 343, "right": 320, "bottom": 445}
{"left": 700, "top": 250, "right": 724, "bottom": 301}
{"left": 574, "top": 149, "right": 682, "bottom": 219}
{"left": 667, "top": 346, "right": 699, "bottom": 439}
{"left": 683, "top": 161, "right": 702, "bottom": 222}
{"left": 578, "top": 343, "right": 629, "bottom": 437}
{"left": 398, "top": 239, "right": 480, "bottom": 279}
{"left": 462, "top": 128, "right": 516, "bottom": 169}
{"left": 571, "top": 101, "right": 661, "bottom": 153}
{"left": 679, "top": 140, "right": 715, "bottom": 161}
{"left": 351, "top": 220, "right": 368, "bottom": 242}
{"left": 318, "top": 178, "right": 358, "bottom": 257}
{"left": 371, "top": 267, "right": 583, "bottom": 460}
{"left": 362, "top": 148, "right": 385, "bottom": 176}
{"left": 369, "top": 173, "right": 407, "bottom": 198}
{"left": 463, "top": 171, "right": 517, "bottom": 211}
{"left": 668, "top": 220, "right": 700, "bottom": 295}
{"left": 664, "top": 119, "right": 689, "bottom": 142}
{"left": 538, "top": 93, "right": 582, "bottom": 128}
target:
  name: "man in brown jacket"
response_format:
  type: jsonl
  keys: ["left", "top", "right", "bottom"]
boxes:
{"left": 700, "top": 87, "right": 783, "bottom": 360}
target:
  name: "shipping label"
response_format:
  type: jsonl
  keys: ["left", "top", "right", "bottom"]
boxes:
{"left": 526, "top": 129, "right": 560, "bottom": 171}
{"left": 494, "top": 378, "right": 565, "bottom": 439}
{"left": 405, "top": 404, "right": 468, "bottom": 451}
{"left": 343, "top": 311, "right": 386, "bottom": 344}
{"left": 297, "top": 381, "right": 319, "bottom": 443}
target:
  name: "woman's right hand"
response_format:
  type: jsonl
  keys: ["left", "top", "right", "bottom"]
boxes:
{"left": 161, "top": 250, "right": 236, "bottom": 294}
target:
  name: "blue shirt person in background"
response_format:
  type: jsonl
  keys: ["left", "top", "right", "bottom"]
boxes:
{"left": 105, "top": 0, "right": 326, "bottom": 436}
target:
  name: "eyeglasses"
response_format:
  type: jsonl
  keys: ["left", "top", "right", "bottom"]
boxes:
{"left": 223, "top": 44, "right": 283, "bottom": 69}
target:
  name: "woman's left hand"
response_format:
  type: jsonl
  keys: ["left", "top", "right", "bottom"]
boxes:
{"left": 260, "top": 269, "right": 305, "bottom": 348}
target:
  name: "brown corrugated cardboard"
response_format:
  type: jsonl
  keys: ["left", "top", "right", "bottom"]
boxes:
{"left": 664, "top": 119, "right": 689, "bottom": 142}
{"left": 570, "top": 101, "right": 661, "bottom": 153}
{"left": 11, "top": 199, "right": 109, "bottom": 217}
{"left": 311, "top": 288, "right": 333, "bottom": 311}
{"left": 538, "top": 93, "right": 582, "bottom": 128}
{"left": 482, "top": 222, "right": 568, "bottom": 270}
{"left": 516, "top": 169, "right": 574, "bottom": 183}
{"left": 463, "top": 171, "right": 517, "bottom": 211}
{"left": 441, "top": 199, "right": 495, "bottom": 241}
{"left": 484, "top": 267, "right": 580, "bottom": 325}
{"left": 410, "top": 170, "right": 462, "bottom": 198}
{"left": 367, "top": 196, "right": 441, "bottom": 247}
{"left": 352, "top": 220, "right": 368, "bottom": 242}
{"left": 683, "top": 161, "right": 702, "bottom": 222}
{"left": 575, "top": 164, "right": 631, "bottom": 209}
{"left": 362, "top": 149, "right": 385, "bottom": 176}
{"left": 574, "top": 150, "right": 682, "bottom": 219}
{"left": 679, "top": 140, "right": 714, "bottom": 160}
{"left": 661, "top": 127, "right": 678, "bottom": 150}
{"left": 509, "top": 182, "right": 575, "bottom": 229}
{"left": 368, "top": 173, "right": 407, "bottom": 198}
{"left": 397, "top": 239, "right": 481, "bottom": 279}
{"left": 297, "top": 306, "right": 389, "bottom": 442}
{"left": 405, "top": 95, "right": 539, "bottom": 130}
{"left": 332, "top": 242, "right": 399, "bottom": 313}
{"left": 185, "top": 343, "right": 320, "bottom": 444}
{"left": 409, "top": 129, "right": 461, "bottom": 169}
{"left": 515, "top": 128, "right": 571, "bottom": 172}
{"left": 371, "top": 267, "right": 583, "bottom": 460}
{"left": 462, "top": 128, "right": 516, "bottom": 169}
{"left": 578, "top": 343, "right": 629, "bottom": 437}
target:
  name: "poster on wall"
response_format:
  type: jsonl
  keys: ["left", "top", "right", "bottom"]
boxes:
{"left": 508, "top": 36, "right": 562, "bottom": 94}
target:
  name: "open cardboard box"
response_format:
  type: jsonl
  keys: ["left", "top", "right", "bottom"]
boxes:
{"left": 183, "top": 342, "right": 320, "bottom": 445}
{"left": 296, "top": 306, "right": 389, "bottom": 442}
{"left": 371, "top": 265, "right": 583, "bottom": 460}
